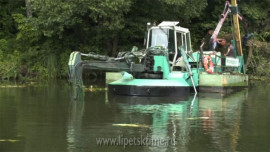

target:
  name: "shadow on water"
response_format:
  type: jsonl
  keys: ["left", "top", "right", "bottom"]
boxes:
{"left": 67, "top": 86, "right": 248, "bottom": 152}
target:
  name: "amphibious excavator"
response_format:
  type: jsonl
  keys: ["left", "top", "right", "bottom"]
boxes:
{"left": 68, "top": 0, "right": 248, "bottom": 97}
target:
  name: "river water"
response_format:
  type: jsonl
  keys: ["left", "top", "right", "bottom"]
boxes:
{"left": 0, "top": 80, "right": 270, "bottom": 152}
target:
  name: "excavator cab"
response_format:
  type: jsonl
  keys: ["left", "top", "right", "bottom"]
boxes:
{"left": 146, "top": 21, "right": 192, "bottom": 70}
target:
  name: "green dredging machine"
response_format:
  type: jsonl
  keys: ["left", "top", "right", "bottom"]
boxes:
{"left": 68, "top": 0, "right": 248, "bottom": 97}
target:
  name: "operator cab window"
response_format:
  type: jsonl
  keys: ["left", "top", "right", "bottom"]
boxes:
{"left": 148, "top": 28, "right": 175, "bottom": 53}
{"left": 176, "top": 32, "right": 183, "bottom": 57}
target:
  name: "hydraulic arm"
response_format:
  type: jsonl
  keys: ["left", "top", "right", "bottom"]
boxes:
{"left": 210, "top": 0, "right": 248, "bottom": 55}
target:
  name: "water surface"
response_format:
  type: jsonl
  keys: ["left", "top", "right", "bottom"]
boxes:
{"left": 0, "top": 81, "right": 270, "bottom": 152}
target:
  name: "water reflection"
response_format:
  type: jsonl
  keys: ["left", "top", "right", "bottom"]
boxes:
{"left": 67, "top": 88, "right": 247, "bottom": 152}
{"left": 67, "top": 88, "right": 85, "bottom": 152}
{"left": 198, "top": 91, "right": 247, "bottom": 151}
{"left": 111, "top": 95, "right": 198, "bottom": 152}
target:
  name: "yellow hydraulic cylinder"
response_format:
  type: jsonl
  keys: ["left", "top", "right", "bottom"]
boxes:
{"left": 231, "top": 0, "right": 243, "bottom": 55}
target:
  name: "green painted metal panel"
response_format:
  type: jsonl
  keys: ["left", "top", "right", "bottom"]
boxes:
{"left": 191, "top": 68, "right": 199, "bottom": 86}
{"left": 167, "top": 71, "right": 186, "bottom": 81}
{"left": 153, "top": 56, "right": 170, "bottom": 79}
{"left": 110, "top": 78, "right": 190, "bottom": 87}
{"left": 188, "top": 52, "right": 200, "bottom": 62}
{"left": 237, "top": 55, "right": 246, "bottom": 74}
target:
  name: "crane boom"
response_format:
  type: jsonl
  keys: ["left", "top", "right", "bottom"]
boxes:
{"left": 211, "top": 1, "right": 230, "bottom": 42}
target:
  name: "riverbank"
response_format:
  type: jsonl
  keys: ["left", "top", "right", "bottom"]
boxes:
{"left": 249, "top": 75, "right": 270, "bottom": 81}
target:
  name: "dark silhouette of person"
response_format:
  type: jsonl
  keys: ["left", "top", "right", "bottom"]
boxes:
{"left": 225, "top": 42, "right": 235, "bottom": 57}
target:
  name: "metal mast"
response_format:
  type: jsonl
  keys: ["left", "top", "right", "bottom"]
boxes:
{"left": 231, "top": 0, "right": 243, "bottom": 55}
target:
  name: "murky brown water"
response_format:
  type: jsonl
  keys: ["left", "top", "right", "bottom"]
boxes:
{"left": 0, "top": 80, "right": 270, "bottom": 152}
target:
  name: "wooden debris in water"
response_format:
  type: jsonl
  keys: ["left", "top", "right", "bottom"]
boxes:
{"left": 0, "top": 85, "right": 27, "bottom": 88}
{"left": 112, "top": 124, "right": 151, "bottom": 128}
{"left": 187, "top": 117, "right": 210, "bottom": 120}
{"left": 84, "top": 85, "right": 107, "bottom": 92}
{"left": 0, "top": 139, "right": 20, "bottom": 142}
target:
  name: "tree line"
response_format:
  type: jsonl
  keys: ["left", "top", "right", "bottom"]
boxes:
{"left": 0, "top": 0, "right": 270, "bottom": 80}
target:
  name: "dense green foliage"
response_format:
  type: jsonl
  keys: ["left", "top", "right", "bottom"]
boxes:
{"left": 0, "top": 0, "right": 269, "bottom": 80}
